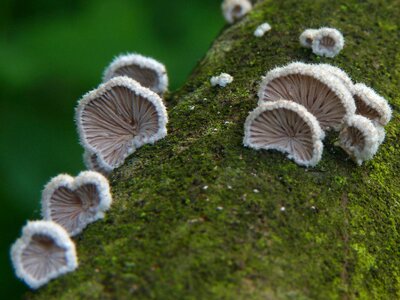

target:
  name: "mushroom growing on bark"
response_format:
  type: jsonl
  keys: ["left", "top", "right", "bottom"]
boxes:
{"left": 312, "top": 27, "right": 344, "bottom": 58}
{"left": 244, "top": 100, "right": 325, "bottom": 167}
{"left": 316, "top": 63, "right": 354, "bottom": 91}
{"left": 103, "top": 53, "right": 168, "bottom": 96}
{"left": 351, "top": 83, "right": 392, "bottom": 126}
{"left": 338, "top": 115, "right": 380, "bottom": 165}
{"left": 299, "top": 29, "right": 318, "bottom": 48}
{"left": 41, "top": 171, "right": 112, "bottom": 236}
{"left": 83, "top": 150, "right": 111, "bottom": 176}
{"left": 10, "top": 221, "right": 78, "bottom": 289}
{"left": 76, "top": 76, "right": 168, "bottom": 171}
{"left": 221, "top": 0, "right": 252, "bottom": 24}
{"left": 258, "top": 62, "right": 356, "bottom": 131}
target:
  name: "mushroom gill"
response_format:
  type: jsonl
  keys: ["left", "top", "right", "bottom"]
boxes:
{"left": 221, "top": 0, "right": 252, "bottom": 24}
{"left": 258, "top": 62, "right": 355, "bottom": 131}
{"left": 103, "top": 53, "right": 168, "bottom": 96}
{"left": 244, "top": 100, "right": 324, "bottom": 167}
{"left": 76, "top": 76, "right": 168, "bottom": 170}
{"left": 83, "top": 150, "right": 111, "bottom": 176}
{"left": 312, "top": 27, "right": 344, "bottom": 58}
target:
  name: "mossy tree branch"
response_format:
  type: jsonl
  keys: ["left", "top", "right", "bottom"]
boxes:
{"left": 30, "top": 0, "right": 400, "bottom": 299}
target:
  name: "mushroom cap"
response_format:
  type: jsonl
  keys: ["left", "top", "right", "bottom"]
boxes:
{"left": 10, "top": 220, "right": 78, "bottom": 289}
{"left": 258, "top": 62, "right": 356, "bottom": 131}
{"left": 312, "top": 27, "right": 344, "bottom": 58}
{"left": 299, "top": 29, "right": 318, "bottom": 48}
{"left": 338, "top": 115, "right": 380, "bottom": 165}
{"left": 83, "top": 150, "right": 111, "bottom": 176}
{"left": 254, "top": 22, "right": 272, "bottom": 37}
{"left": 76, "top": 76, "right": 168, "bottom": 170}
{"left": 41, "top": 171, "right": 112, "bottom": 236}
{"left": 221, "top": 0, "right": 252, "bottom": 24}
{"left": 244, "top": 100, "right": 325, "bottom": 167}
{"left": 315, "top": 63, "right": 354, "bottom": 91}
{"left": 210, "top": 73, "right": 234, "bottom": 87}
{"left": 102, "top": 53, "right": 168, "bottom": 95}
{"left": 351, "top": 83, "right": 392, "bottom": 126}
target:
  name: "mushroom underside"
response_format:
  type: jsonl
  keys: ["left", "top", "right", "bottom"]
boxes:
{"left": 81, "top": 85, "right": 160, "bottom": 168}
{"left": 111, "top": 65, "right": 160, "bottom": 93}
{"left": 261, "top": 74, "right": 347, "bottom": 129}
{"left": 21, "top": 234, "right": 67, "bottom": 281}
{"left": 319, "top": 36, "right": 336, "bottom": 49}
{"left": 354, "top": 95, "right": 381, "bottom": 122}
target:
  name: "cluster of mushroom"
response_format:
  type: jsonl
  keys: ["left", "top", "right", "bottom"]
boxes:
{"left": 11, "top": 53, "right": 170, "bottom": 289}
{"left": 244, "top": 62, "right": 392, "bottom": 167}
{"left": 300, "top": 27, "right": 345, "bottom": 58}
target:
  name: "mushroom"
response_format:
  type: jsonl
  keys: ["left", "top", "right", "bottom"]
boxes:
{"left": 338, "top": 115, "right": 380, "bottom": 165}
{"left": 83, "top": 150, "right": 111, "bottom": 176}
{"left": 103, "top": 53, "right": 168, "bottom": 96}
{"left": 258, "top": 62, "right": 356, "bottom": 131}
{"left": 316, "top": 63, "right": 354, "bottom": 91}
{"left": 351, "top": 83, "right": 392, "bottom": 126}
{"left": 243, "top": 100, "right": 325, "bottom": 167}
{"left": 254, "top": 22, "right": 271, "bottom": 37}
{"left": 312, "top": 27, "right": 344, "bottom": 58}
{"left": 221, "top": 0, "right": 252, "bottom": 24}
{"left": 76, "top": 76, "right": 168, "bottom": 171}
{"left": 299, "top": 29, "right": 318, "bottom": 48}
{"left": 210, "top": 73, "right": 234, "bottom": 87}
{"left": 10, "top": 220, "right": 78, "bottom": 289}
{"left": 41, "top": 171, "right": 112, "bottom": 236}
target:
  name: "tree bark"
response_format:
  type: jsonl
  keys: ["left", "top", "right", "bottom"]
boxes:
{"left": 29, "top": 0, "right": 400, "bottom": 299}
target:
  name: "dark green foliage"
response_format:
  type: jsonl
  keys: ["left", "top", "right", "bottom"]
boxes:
{"left": 28, "top": 0, "right": 400, "bottom": 299}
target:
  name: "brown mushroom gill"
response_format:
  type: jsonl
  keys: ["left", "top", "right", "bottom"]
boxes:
{"left": 21, "top": 234, "right": 67, "bottom": 280}
{"left": 319, "top": 36, "right": 336, "bottom": 49}
{"left": 261, "top": 74, "right": 347, "bottom": 129}
{"left": 112, "top": 65, "right": 160, "bottom": 93}
{"left": 249, "top": 108, "right": 314, "bottom": 161}
{"left": 81, "top": 86, "right": 160, "bottom": 167}
{"left": 354, "top": 95, "right": 381, "bottom": 121}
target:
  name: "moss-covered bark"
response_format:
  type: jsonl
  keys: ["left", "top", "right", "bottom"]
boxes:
{"left": 28, "top": 0, "right": 400, "bottom": 299}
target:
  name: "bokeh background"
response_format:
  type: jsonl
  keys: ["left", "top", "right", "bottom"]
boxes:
{"left": 0, "top": 0, "right": 223, "bottom": 297}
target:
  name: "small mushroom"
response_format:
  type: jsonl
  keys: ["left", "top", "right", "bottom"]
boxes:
{"left": 258, "top": 62, "right": 356, "bottom": 131}
{"left": 244, "top": 100, "right": 325, "bottom": 167}
{"left": 103, "top": 53, "right": 168, "bottom": 96}
{"left": 76, "top": 76, "right": 168, "bottom": 171}
{"left": 221, "top": 0, "right": 252, "bottom": 24}
{"left": 83, "top": 150, "right": 111, "bottom": 176}
{"left": 338, "top": 115, "right": 380, "bottom": 165}
{"left": 312, "top": 27, "right": 344, "bottom": 58}
{"left": 41, "top": 171, "right": 112, "bottom": 236}
{"left": 351, "top": 83, "right": 392, "bottom": 126}
{"left": 299, "top": 29, "right": 318, "bottom": 48}
{"left": 254, "top": 22, "right": 271, "bottom": 37}
{"left": 210, "top": 73, "right": 234, "bottom": 87}
{"left": 10, "top": 220, "right": 78, "bottom": 289}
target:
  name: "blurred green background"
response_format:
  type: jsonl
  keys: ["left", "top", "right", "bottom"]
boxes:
{"left": 0, "top": 0, "right": 223, "bottom": 297}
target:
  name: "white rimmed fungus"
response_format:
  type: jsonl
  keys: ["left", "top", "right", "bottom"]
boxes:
{"left": 254, "top": 22, "right": 271, "bottom": 37}
{"left": 316, "top": 63, "right": 354, "bottom": 91}
{"left": 10, "top": 220, "right": 78, "bottom": 289}
{"left": 222, "top": 0, "right": 252, "bottom": 24}
{"left": 312, "top": 27, "right": 344, "bottom": 58}
{"left": 299, "top": 29, "right": 318, "bottom": 48}
{"left": 75, "top": 76, "right": 168, "bottom": 171}
{"left": 103, "top": 53, "right": 168, "bottom": 95}
{"left": 351, "top": 83, "right": 392, "bottom": 126}
{"left": 210, "top": 73, "right": 234, "bottom": 87}
{"left": 258, "top": 62, "right": 356, "bottom": 131}
{"left": 244, "top": 100, "right": 325, "bottom": 167}
{"left": 41, "top": 171, "right": 112, "bottom": 236}
{"left": 83, "top": 150, "right": 111, "bottom": 176}
{"left": 338, "top": 115, "right": 380, "bottom": 165}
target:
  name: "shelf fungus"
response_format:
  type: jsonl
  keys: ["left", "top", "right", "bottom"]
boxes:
{"left": 10, "top": 220, "right": 78, "bottom": 289}
{"left": 243, "top": 100, "right": 324, "bottom": 167}
{"left": 338, "top": 115, "right": 380, "bottom": 165}
{"left": 258, "top": 62, "right": 356, "bottom": 131}
{"left": 103, "top": 53, "right": 168, "bottom": 96}
{"left": 312, "top": 27, "right": 344, "bottom": 58}
{"left": 221, "top": 0, "right": 252, "bottom": 24}
{"left": 76, "top": 76, "right": 168, "bottom": 171}
{"left": 316, "top": 63, "right": 354, "bottom": 91}
{"left": 83, "top": 150, "right": 111, "bottom": 176}
{"left": 351, "top": 83, "right": 392, "bottom": 126}
{"left": 41, "top": 171, "right": 112, "bottom": 236}
{"left": 299, "top": 29, "right": 318, "bottom": 48}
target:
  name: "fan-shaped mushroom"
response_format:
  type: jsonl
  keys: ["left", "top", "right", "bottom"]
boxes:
{"left": 221, "top": 0, "right": 252, "bottom": 24}
{"left": 316, "top": 63, "right": 354, "bottom": 91}
{"left": 312, "top": 27, "right": 344, "bottom": 58}
{"left": 83, "top": 150, "right": 111, "bottom": 176}
{"left": 10, "top": 221, "right": 78, "bottom": 289}
{"left": 76, "top": 76, "right": 168, "bottom": 171}
{"left": 338, "top": 115, "right": 380, "bottom": 165}
{"left": 244, "top": 100, "right": 325, "bottom": 167}
{"left": 351, "top": 83, "right": 392, "bottom": 126}
{"left": 299, "top": 29, "right": 318, "bottom": 48}
{"left": 41, "top": 171, "right": 112, "bottom": 236}
{"left": 103, "top": 53, "right": 168, "bottom": 96}
{"left": 258, "top": 62, "right": 356, "bottom": 131}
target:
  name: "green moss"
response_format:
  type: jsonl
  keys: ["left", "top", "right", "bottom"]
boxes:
{"left": 28, "top": 0, "right": 400, "bottom": 299}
